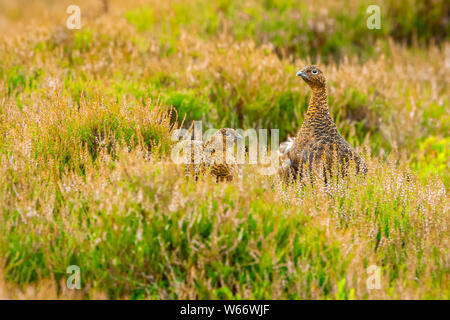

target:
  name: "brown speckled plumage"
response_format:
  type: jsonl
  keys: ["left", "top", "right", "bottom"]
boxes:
{"left": 185, "top": 128, "right": 241, "bottom": 182}
{"left": 280, "top": 65, "right": 367, "bottom": 183}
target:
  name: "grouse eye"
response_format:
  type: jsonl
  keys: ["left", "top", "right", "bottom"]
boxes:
{"left": 312, "top": 69, "right": 318, "bottom": 74}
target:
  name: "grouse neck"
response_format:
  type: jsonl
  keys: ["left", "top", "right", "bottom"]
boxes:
{"left": 305, "top": 85, "right": 329, "bottom": 120}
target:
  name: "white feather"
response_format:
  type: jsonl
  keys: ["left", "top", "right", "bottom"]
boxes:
{"left": 279, "top": 137, "right": 295, "bottom": 157}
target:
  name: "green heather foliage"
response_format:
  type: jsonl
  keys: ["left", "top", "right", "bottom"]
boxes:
{"left": 0, "top": 0, "right": 448, "bottom": 299}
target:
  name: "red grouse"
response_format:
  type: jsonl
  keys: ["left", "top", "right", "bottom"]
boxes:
{"left": 279, "top": 65, "right": 367, "bottom": 183}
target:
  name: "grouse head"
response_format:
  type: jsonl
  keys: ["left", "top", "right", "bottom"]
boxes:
{"left": 296, "top": 65, "right": 326, "bottom": 89}
{"left": 217, "top": 128, "right": 242, "bottom": 144}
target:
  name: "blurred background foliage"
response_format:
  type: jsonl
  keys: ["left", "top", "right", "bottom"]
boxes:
{"left": 123, "top": 0, "right": 449, "bottom": 61}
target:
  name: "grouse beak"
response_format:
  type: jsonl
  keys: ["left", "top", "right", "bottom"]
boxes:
{"left": 296, "top": 71, "right": 307, "bottom": 78}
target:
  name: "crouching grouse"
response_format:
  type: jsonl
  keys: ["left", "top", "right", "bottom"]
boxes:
{"left": 279, "top": 65, "right": 367, "bottom": 183}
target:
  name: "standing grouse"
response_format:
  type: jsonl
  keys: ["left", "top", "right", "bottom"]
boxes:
{"left": 279, "top": 65, "right": 367, "bottom": 183}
